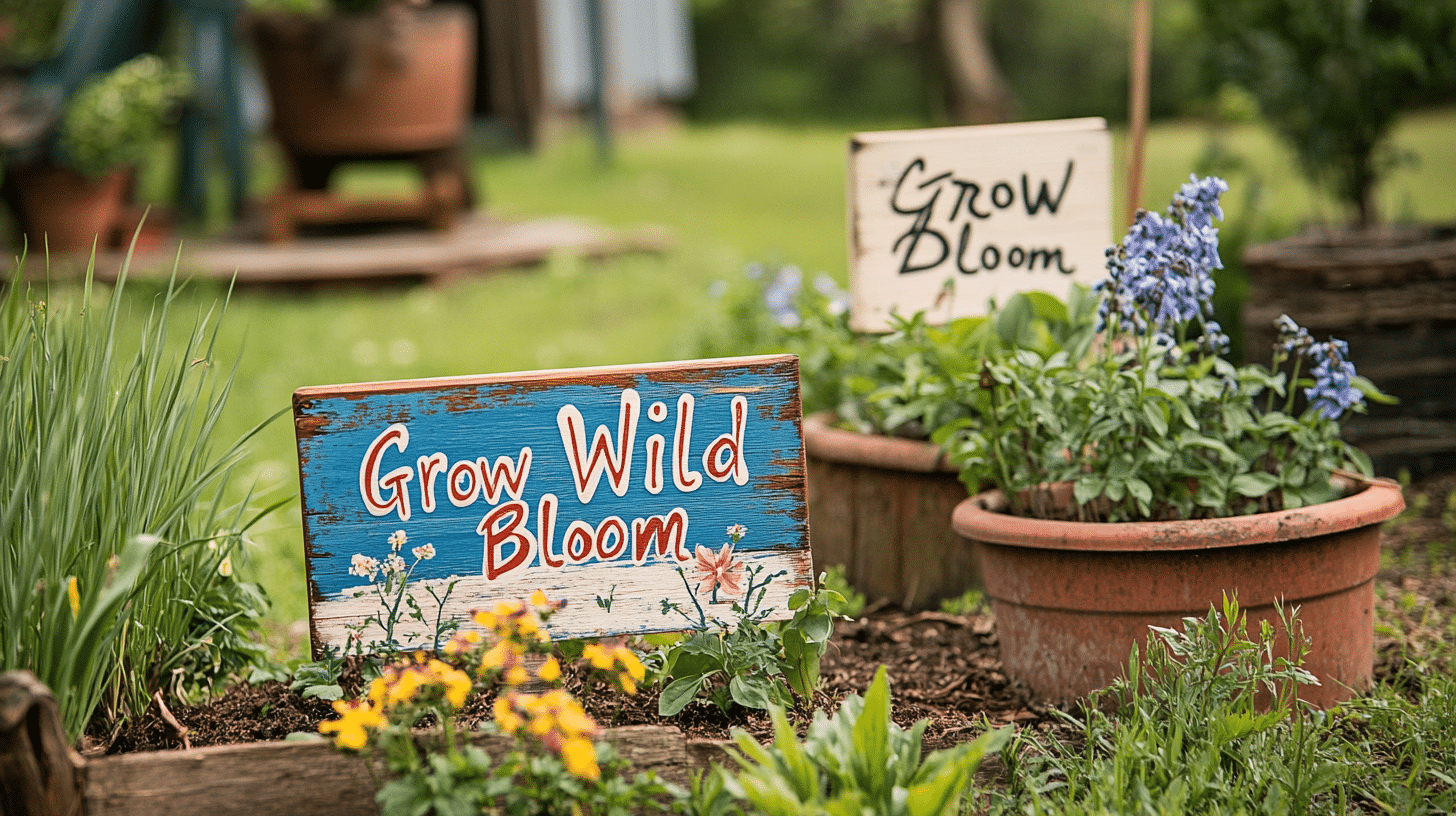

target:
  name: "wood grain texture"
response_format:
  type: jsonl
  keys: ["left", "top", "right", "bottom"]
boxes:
{"left": 294, "top": 355, "right": 813, "bottom": 653}
{"left": 80, "top": 726, "right": 730, "bottom": 816}
{"left": 0, "top": 672, "right": 83, "bottom": 816}
{"left": 847, "top": 118, "right": 1112, "bottom": 332}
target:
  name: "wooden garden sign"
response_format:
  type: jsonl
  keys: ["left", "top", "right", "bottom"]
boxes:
{"left": 294, "top": 354, "right": 812, "bottom": 655}
{"left": 847, "top": 117, "right": 1113, "bottom": 331}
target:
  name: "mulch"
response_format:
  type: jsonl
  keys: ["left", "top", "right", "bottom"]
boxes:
{"left": 99, "top": 473, "right": 1456, "bottom": 758}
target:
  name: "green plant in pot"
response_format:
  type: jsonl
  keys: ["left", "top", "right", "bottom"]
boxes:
{"left": 701, "top": 264, "right": 1098, "bottom": 610}
{"left": 3, "top": 53, "right": 189, "bottom": 252}
{"left": 1194, "top": 0, "right": 1456, "bottom": 477}
{"left": 937, "top": 176, "right": 1406, "bottom": 708}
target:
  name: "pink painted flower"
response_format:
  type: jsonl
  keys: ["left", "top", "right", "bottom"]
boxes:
{"left": 694, "top": 542, "right": 744, "bottom": 599}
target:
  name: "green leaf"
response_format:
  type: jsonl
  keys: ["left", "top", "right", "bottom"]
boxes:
{"left": 729, "top": 674, "right": 774, "bottom": 710}
{"left": 853, "top": 666, "right": 893, "bottom": 797}
{"left": 1074, "top": 476, "right": 1105, "bottom": 507}
{"left": 1231, "top": 472, "right": 1279, "bottom": 498}
{"left": 658, "top": 674, "right": 708, "bottom": 716}
{"left": 1142, "top": 400, "right": 1169, "bottom": 436}
{"left": 788, "top": 588, "right": 811, "bottom": 609}
{"left": 302, "top": 683, "right": 344, "bottom": 701}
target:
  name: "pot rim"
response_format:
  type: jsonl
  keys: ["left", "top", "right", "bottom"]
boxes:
{"left": 801, "top": 411, "right": 955, "bottom": 473}
{"left": 951, "top": 471, "right": 1405, "bottom": 552}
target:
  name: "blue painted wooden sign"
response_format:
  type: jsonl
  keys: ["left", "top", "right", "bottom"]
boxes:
{"left": 294, "top": 354, "right": 812, "bottom": 654}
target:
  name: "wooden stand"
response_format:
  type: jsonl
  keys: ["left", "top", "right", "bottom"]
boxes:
{"left": 265, "top": 144, "right": 473, "bottom": 243}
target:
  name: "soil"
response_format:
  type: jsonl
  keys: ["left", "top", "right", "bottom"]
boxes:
{"left": 98, "top": 473, "right": 1456, "bottom": 758}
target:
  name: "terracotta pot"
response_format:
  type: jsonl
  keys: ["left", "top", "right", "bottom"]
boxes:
{"left": 803, "top": 411, "right": 982, "bottom": 609}
{"left": 251, "top": 4, "right": 475, "bottom": 156}
{"left": 951, "top": 473, "right": 1405, "bottom": 708}
{"left": 2, "top": 162, "right": 128, "bottom": 254}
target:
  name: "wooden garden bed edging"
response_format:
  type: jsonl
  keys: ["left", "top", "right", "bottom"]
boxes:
{"left": 1, "top": 671, "right": 730, "bottom": 816}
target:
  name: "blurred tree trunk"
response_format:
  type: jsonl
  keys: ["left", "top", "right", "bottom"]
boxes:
{"left": 931, "top": 0, "right": 1015, "bottom": 124}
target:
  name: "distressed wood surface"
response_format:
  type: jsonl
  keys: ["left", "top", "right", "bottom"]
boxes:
{"left": 294, "top": 355, "right": 813, "bottom": 654}
{"left": 81, "top": 726, "right": 729, "bottom": 816}
{"left": 847, "top": 118, "right": 1112, "bottom": 332}
{"left": 0, "top": 672, "right": 83, "bottom": 816}
{"left": 801, "top": 416, "right": 982, "bottom": 610}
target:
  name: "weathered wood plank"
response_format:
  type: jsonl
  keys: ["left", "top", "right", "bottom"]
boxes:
{"left": 0, "top": 672, "right": 83, "bottom": 816}
{"left": 80, "top": 726, "right": 730, "bottom": 816}
{"left": 294, "top": 355, "right": 813, "bottom": 653}
{"left": 847, "top": 118, "right": 1112, "bottom": 331}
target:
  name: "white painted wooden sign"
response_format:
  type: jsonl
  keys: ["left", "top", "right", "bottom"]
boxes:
{"left": 293, "top": 355, "right": 812, "bottom": 655}
{"left": 847, "top": 117, "right": 1113, "bottom": 332}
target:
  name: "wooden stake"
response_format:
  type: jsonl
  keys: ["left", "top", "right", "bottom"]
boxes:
{"left": 1127, "top": 0, "right": 1153, "bottom": 227}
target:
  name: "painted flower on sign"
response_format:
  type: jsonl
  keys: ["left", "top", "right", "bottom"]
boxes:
{"left": 694, "top": 541, "right": 744, "bottom": 602}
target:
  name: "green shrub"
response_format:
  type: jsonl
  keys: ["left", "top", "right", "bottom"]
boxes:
{"left": 0, "top": 255, "right": 278, "bottom": 738}
{"left": 1195, "top": 0, "right": 1456, "bottom": 226}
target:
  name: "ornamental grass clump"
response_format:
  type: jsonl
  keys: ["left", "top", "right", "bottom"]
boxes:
{"left": 0, "top": 254, "right": 277, "bottom": 739}
{"left": 935, "top": 176, "right": 1388, "bottom": 522}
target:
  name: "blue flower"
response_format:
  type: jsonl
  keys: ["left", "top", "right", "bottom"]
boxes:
{"left": 762, "top": 265, "right": 804, "bottom": 328}
{"left": 1304, "top": 338, "right": 1364, "bottom": 419}
{"left": 1276, "top": 314, "right": 1312, "bottom": 354}
{"left": 1096, "top": 176, "right": 1226, "bottom": 344}
{"left": 813, "top": 272, "right": 852, "bottom": 316}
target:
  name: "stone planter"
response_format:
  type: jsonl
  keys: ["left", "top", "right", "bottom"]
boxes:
{"left": 951, "top": 473, "right": 1405, "bottom": 708}
{"left": 1242, "top": 225, "right": 1456, "bottom": 479}
{"left": 803, "top": 412, "right": 982, "bottom": 610}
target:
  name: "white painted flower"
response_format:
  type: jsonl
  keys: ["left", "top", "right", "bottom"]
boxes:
{"left": 726, "top": 524, "right": 748, "bottom": 542}
{"left": 349, "top": 553, "right": 379, "bottom": 580}
{"left": 383, "top": 553, "right": 407, "bottom": 576}
{"left": 412, "top": 543, "right": 436, "bottom": 561}
{"left": 388, "top": 529, "right": 408, "bottom": 552}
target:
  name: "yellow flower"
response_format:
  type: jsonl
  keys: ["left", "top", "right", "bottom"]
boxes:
{"left": 561, "top": 737, "right": 600, "bottom": 780}
{"left": 613, "top": 646, "right": 646, "bottom": 683}
{"left": 319, "top": 699, "right": 385, "bottom": 751}
{"left": 386, "top": 667, "right": 424, "bottom": 706}
{"left": 66, "top": 576, "right": 80, "bottom": 618}
{"left": 430, "top": 660, "right": 472, "bottom": 709}
{"left": 583, "top": 643, "right": 613, "bottom": 670}
{"left": 556, "top": 703, "right": 596, "bottom": 739}
{"left": 473, "top": 610, "right": 499, "bottom": 630}
{"left": 493, "top": 697, "right": 523, "bottom": 734}
{"left": 618, "top": 674, "right": 637, "bottom": 696}
{"left": 442, "top": 630, "right": 481, "bottom": 655}
{"left": 492, "top": 600, "right": 525, "bottom": 618}
{"left": 479, "top": 641, "right": 512, "bottom": 672}
{"left": 366, "top": 676, "right": 388, "bottom": 708}
{"left": 528, "top": 712, "right": 555, "bottom": 736}
{"left": 505, "top": 665, "right": 529, "bottom": 686}
{"left": 537, "top": 655, "right": 562, "bottom": 683}
{"left": 530, "top": 589, "right": 550, "bottom": 607}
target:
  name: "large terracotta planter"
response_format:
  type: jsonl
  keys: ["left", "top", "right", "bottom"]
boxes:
{"left": 1242, "top": 225, "right": 1456, "bottom": 479}
{"left": 951, "top": 474, "right": 1405, "bottom": 708}
{"left": 246, "top": 4, "right": 476, "bottom": 240}
{"left": 1, "top": 161, "right": 128, "bottom": 254}
{"left": 251, "top": 5, "right": 474, "bottom": 156}
{"left": 803, "top": 412, "right": 982, "bottom": 609}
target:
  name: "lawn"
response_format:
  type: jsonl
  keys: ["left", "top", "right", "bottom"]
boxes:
{"left": 95, "top": 109, "right": 1456, "bottom": 637}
